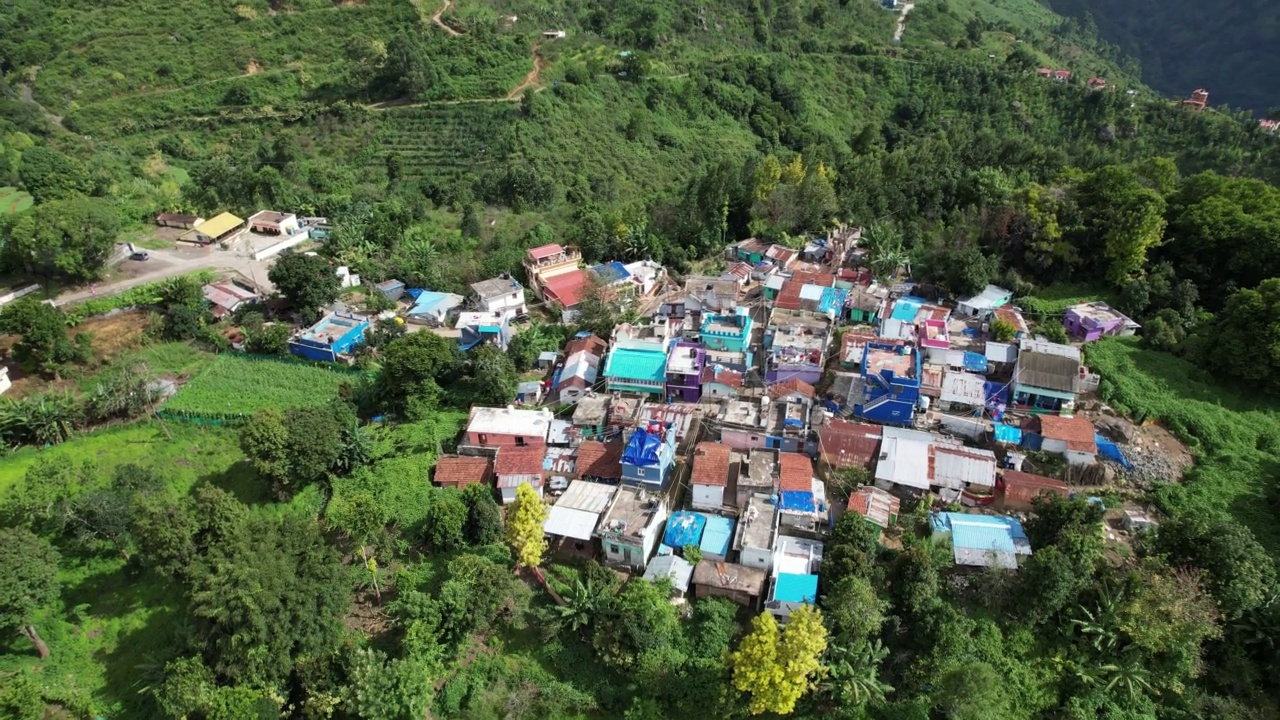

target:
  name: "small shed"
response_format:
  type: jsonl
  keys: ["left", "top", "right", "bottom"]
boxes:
{"left": 516, "top": 381, "right": 545, "bottom": 406}
{"left": 693, "top": 560, "right": 767, "bottom": 608}
{"left": 643, "top": 554, "right": 695, "bottom": 597}
{"left": 699, "top": 516, "right": 736, "bottom": 562}
{"left": 536, "top": 351, "right": 559, "bottom": 370}
{"left": 155, "top": 212, "right": 204, "bottom": 230}
{"left": 376, "top": 279, "right": 406, "bottom": 301}
{"left": 999, "top": 470, "right": 1069, "bottom": 509}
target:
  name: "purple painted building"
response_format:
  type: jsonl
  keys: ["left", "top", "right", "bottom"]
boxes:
{"left": 1063, "top": 302, "right": 1140, "bottom": 343}
{"left": 666, "top": 341, "right": 706, "bottom": 403}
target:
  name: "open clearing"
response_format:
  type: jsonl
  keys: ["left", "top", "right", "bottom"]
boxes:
{"left": 0, "top": 186, "right": 34, "bottom": 214}
{"left": 164, "top": 353, "right": 363, "bottom": 418}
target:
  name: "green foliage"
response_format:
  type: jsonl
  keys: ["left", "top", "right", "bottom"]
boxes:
{"left": 0, "top": 298, "right": 83, "bottom": 378}
{"left": 376, "top": 331, "right": 464, "bottom": 415}
{"left": 421, "top": 488, "right": 468, "bottom": 552}
{"left": 461, "top": 483, "right": 503, "bottom": 545}
{"left": 2, "top": 196, "right": 120, "bottom": 282}
{"left": 454, "top": 342, "right": 518, "bottom": 407}
{"left": 0, "top": 527, "right": 60, "bottom": 657}
{"left": 166, "top": 354, "right": 357, "bottom": 419}
{"left": 268, "top": 252, "right": 342, "bottom": 324}
{"left": 238, "top": 403, "right": 350, "bottom": 499}
{"left": 187, "top": 513, "right": 347, "bottom": 687}
{"left": 592, "top": 578, "right": 684, "bottom": 670}
{"left": 16, "top": 146, "right": 93, "bottom": 202}
{"left": 1193, "top": 279, "right": 1280, "bottom": 393}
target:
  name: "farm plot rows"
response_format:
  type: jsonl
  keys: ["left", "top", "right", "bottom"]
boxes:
{"left": 164, "top": 354, "right": 362, "bottom": 419}
{"left": 377, "top": 103, "right": 517, "bottom": 181}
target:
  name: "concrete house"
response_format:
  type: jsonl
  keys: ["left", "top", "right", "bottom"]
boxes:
{"left": 524, "top": 244, "right": 586, "bottom": 318}
{"left": 621, "top": 425, "right": 678, "bottom": 489}
{"left": 597, "top": 485, "right": 669, "bottom": 570}
{"left": 731, "top": 238, "right": 772, "bottom": 265}
{"left": 846, "top": 284, "right": 888, "bottom": 325}
{"left": 701, "top": 366, "right": 744, "bottom": 399}
{"left": 690, "top": 442, "right": 733, "bottom": 511}
{"left": 456, "top": 311, "right": 512, "bottom": 352}
{"left": 202, "top": 281, "right": 257, "bottom": 319}
{"left": 471, "top": 277, "right": 527, "bottom": 319}
{"left": 1013, "top": 340, "right": 1081, "bottom": 412}
{"left": 494, "top": 446, "right": 547, "bottom": 504}
{"left": 700, "top": 307, "right": 753, "bottom": 355}
{"left": 247, "top": 210, "right": 301, "bottom": 236}
{"left": 666, "top": 341, "right": 706, "bottom": 403}
{"left": 604, "top": 339, "right": 669, "bottom": 396}
{"left": 1064, "top": 302, "right": 1140, "bottom": 342}
{"left": 288, "top": 312, "right": 369, "bottom": 362}
{"left": 931, "top": 512, "right": 1032, "bottom": 570}
{"left": 734, "top": 492, "right": 779, "bottom": 572}
{"left": 155, "top": 212, "right": 204, "bottom": 230}
{"left": 766, "top": 535, "right": 823, "bottom": 622}
{"left": 737, "top": 449, "right": 778, "bottom": 509}
{"left": 856, "top": 342, "right": 921, "bottom": 426}
{"left": 1024, "top": 414, "right": 1097, "bottom": 466}
{"left": 818, "top": 420, "right": 882, "bottom": 473}
{"left": 776, "top": 453, "right": 827, "bottom": 534}
{"left": 462, "top": 406, "right": 553, "bottom": 450}
{"left": 684, "top": 276, "right": 743, "bottom": 315}
{"left": 765, "top": 309, "right": 831, "bottom": 386}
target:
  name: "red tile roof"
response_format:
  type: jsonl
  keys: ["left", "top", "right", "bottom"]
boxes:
{"left": 576, "top": 440, "right": 623, "bottom": 479}
{"left": 494, "top": 446, "right": 547, "bottom": 476}
{"left": 564, "top": 334, "right": 607, "bottom": 358}
{"left": 542, "top": 270, "right": 587, "bottom": 308}
{"left": 777, "top": 452, "right": 814, "bottom": 492}
{"left": 1031, "top": 414, "right": 1097, "bottom": 454}
{"left": 691, "top": 442, "right": 732, "bottom": 487}
{"left": 769, "top": 378, "right": 816, "bottom": 400}
{"left": 1001, "top": 470, "right": 1070, "bottom": 502}
{"left": 434, "top": 455, "right": 492, "bottom": 487}
{"left": 819, "top": 420, "right": 882, "bottom": 469}
{"left": 701, "top": 366, "right": 743, "bottom": 390}
{"left": 527, "top": 243, "right": 565, "bottom": 260}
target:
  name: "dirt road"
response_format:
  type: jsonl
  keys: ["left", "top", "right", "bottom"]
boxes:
{"left": 54, "top": 245, "right": 275, "bottom": 307}
{"left": 894, "top": 3, "right": 915, "bottom": 42}
{"left": 505, "top": 49, "right": 546, "bottom": 100}
{"left": 431, "top": 0, "right": 461, "bottom": 36}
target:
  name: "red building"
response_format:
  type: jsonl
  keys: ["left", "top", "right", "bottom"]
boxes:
{"left": 463, "top": 406, "right": 555, "bottom": 449}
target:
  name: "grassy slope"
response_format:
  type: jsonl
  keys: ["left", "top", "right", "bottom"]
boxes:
{"left": 164, "top": 353, "right": 364, "bottom": 416}
{"left": 1084, "top": 337, "right": 1280, "bottom": 553}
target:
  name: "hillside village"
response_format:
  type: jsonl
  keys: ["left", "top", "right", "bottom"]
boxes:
{"left": 92, "top": 207, "right": 1168, "bottom": 617}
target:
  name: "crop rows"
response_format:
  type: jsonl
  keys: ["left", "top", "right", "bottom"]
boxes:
{"left": 165, "top": 354, "right": 361, "bottom": 417}
{"left": 377, "top": 104, "right": 516, "bottom": 180}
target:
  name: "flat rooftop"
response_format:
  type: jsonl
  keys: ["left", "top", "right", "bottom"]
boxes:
{"left": 598, "top": 485, "right": 663, "bottom": 541}
{"left": 865, "top": 346, "right": 915, "bottom": 378}
{"left": 736, "top": 493, "right": 778, "bottom": 550}
{"left": 719, "top": 398, "right": 768, "bottom": 428}
{"left": 775, "top": 534, "right": 824, "bottom": 576}
{"left": 467, "top": 406, "right": 554, "bottom": 437}
{"left": 666, "top": 345, "right": 704, "bottom": 374}
{"left": 300, "top": 313, "right": 364, "bottom": 343}
{"left": 741, "top": 449, "right": 777, "bottom": 489}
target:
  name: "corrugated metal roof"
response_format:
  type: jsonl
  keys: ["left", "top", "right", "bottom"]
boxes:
{"left": 553, "top": 480, "right": 617, "bottom": 513}
{"left": 940, "top": 372, "right": 986, "bottom": 406}
{"left": 604, "top": 346, "right": 667, "bottom": 382}
{"left": 1016, "top": 340, "right": 1081, "bottom": 393}
{"left": 186, "top": 212, "right": 243, "bottom": 239}
{"left": 931, "top": 446, "right": 997, "bottom": 489}
{"left": 643, "top": 555, "right": 694, "bottom": 593}
{"left": 700, "top": 516, "right": 735, "bottom": 557}
{"left": 875, "top": 427, "right": 934, "bottom": 489}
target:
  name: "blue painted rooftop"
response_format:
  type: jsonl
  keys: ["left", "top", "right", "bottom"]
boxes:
{"left": 592, "top": 261, "right": 630, "bottom": 284}
{"left": 604, "top": 346, "right": 668, "bottom": 382}
{"left": 931, "top": 512, "right": 1028, "bottom": 553}
{"left": 778, "top": 490, "right": 817, "bottom": 513}
{"left": 774, "top": 573, "right": 819, "bottom": 604}
{"left": 890, "top": 296, "right": 926, "bottom": 322}
{"left": 818, "top": 287, "right": 848, "bottom": 316}
{"left": 699, "top": 516, "right": 735, "bottom": 557}
{"left": 407, "top": 290, "right": 458, "bottom": 316}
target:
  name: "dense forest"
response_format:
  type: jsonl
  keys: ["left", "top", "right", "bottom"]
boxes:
{"left": 2, "top": 0, "right": 1280, "bottom": 718}
{"left": 1049, "top": 0, "right": 1280, "bottom": 113}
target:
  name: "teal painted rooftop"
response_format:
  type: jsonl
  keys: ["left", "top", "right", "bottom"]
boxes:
{"left": 605, "top": 346, "right": 668, "bottom": 382}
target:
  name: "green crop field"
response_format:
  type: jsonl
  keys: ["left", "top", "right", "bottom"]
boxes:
{"left": 0, "top": 186, "right": 34, "bottom": 214}
{"left": 164, "top": 354, "right": 363, "bottom": 418}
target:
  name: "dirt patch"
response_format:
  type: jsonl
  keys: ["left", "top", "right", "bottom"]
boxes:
{"left": 76, "top": 311, "right": 153, "bottom": 361}
{"left": 345, "top": 588, "right": 392, "bottom": 637}
{"left": 1090, "top": 413, "right": 1195, "bottom": 487}
{"left": 506, "top": 48, "right": 547, "bottom": 100}
{"left": 244, "top": 60, "right": 263, "bottom": 76}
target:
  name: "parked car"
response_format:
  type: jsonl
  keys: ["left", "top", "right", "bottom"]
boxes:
{"left": 130, "top": 251, "right": 150, "bottom": 261}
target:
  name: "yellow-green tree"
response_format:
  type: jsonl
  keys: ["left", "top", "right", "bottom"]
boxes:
{"left": 504, "top": 482, "right": 548, "bottom": 569}
{"left": 731, "top": 605, "right": 829, "bottom": 715}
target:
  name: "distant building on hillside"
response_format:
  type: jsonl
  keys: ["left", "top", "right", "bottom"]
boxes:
{"left": 1184, "top": 88, "right": 1209, "bottom": 111}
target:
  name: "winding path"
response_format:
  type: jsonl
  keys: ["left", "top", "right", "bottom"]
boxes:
{"left": 893, "top": 3, "right": 915, "bottom": 43}
{"left": 431, "top": 0, "right": 461, "bottom": 36}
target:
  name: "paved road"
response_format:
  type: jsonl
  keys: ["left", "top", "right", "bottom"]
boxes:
{"left": 54, "top": 244, "right": 276, "bottom": 307}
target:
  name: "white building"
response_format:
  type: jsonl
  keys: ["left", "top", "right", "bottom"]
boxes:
{"left": 690, "top": 442, "right": 732, "bottom": 511}
{"left": 470, "top": 277, "right": 527, "bottom": 319}
{"left": 733, "top": 494, "right": 779, "bottom": 573}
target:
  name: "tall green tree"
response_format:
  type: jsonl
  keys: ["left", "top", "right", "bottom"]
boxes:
{"left": 0, "top": 298, "right": 85, "bottom": 378}
{"left": 0, "top": 527, "right": 60, "bottom": 659}
{"left": 3, "top": 197, "right": 119, "bottom": 282}
{"left": 267, "top": 252, "right": 341, "bottom": 324}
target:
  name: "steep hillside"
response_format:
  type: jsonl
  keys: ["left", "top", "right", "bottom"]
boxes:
{"left": 1049, "top": 0, "right": 1280, "bottom": 112}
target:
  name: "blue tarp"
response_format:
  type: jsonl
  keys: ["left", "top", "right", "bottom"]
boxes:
{"left": 984, "top": 382, "right": 1009, "bottom": 407}
{"left": 779, "top": 490, "right": 817, "bottom": 513}
{"left": 963, "top": 351, "right": 988, "bottom": 372}
{"left": 593, "top": 261, "right": 630, "bottom": 283}
{"left": 1095, "top": 433, "right": 1133, "bottom": 469}
{"left": 818, "top": 287, "right": 848, "bottom": 316}
{"left": 622, "top": 428, "right": 662, "bottom": 466}
{"left": 1021, "top": 431, "right": 1044, "bottom": 451}
{"left": 993, "top": 424, "right": 1022, "bottom": 444}
{"left": 663, "top": 512, "right": 706, "bottom": 549}
{"left": 406, "top": 288, "right": 425, "bottom": 300}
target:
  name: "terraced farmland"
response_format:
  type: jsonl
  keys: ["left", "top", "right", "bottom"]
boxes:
{"left": 377, "top": 103, "right": 517, "bottom": 181}
{"left": 0, "top": 187, "right": 33, "bottom": 215}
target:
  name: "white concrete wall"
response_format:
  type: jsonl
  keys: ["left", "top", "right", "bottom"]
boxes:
{"left": 740, "top": 546, "right": 772, "bottom": 573}
{"left": 721, "top": 428, "right": 766, "bottom": 451}
{"left": 691, "top": 484, "right": 725, "bottom": 511}
{"left": 253, "top": 230, "right": 311, "bottom": 261}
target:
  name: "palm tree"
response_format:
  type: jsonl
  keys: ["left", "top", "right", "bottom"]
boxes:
{"left": 1101, "top": 654, "right": 1156, "bottom": 700}
{"left": 554, "top": 577, "right": 605, "bottom": 635}
{"left": 822, "top": 638, "right": 895, "bottom": 707}
{"left": 861, "top": 222, "right": 910, "bottom": 282}
{"left": 1069, "top": 585, "right": 1125, "bottom": 652}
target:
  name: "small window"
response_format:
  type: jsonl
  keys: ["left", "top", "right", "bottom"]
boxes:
{"left": 516, "top": 436, "right": 527, "bottom": 446}
{"left": 610, "top": 544, "right": 620, "bottom": 553}
{"left": 636, "top": 467, "right": 646, "bottom": 477}
{"left": 478, "top": 433, "right": 488, "bottom": 445}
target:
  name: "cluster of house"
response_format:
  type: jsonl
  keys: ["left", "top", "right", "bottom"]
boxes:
{"left": 1034, "top": 68, "right": 1108, "bottom": 91}
{"left": 156, "top": 210, "right": 328, "bottom": 258}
